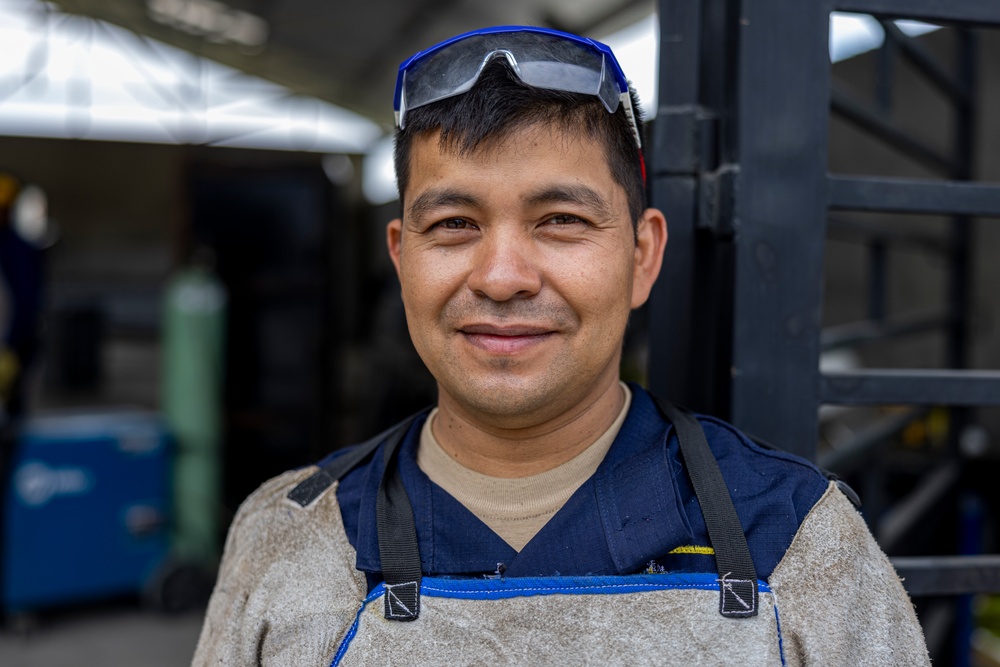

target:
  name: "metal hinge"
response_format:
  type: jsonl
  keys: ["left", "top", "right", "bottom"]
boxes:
{"left": 652, "top": 105, "right": 737, "bottom": 237}
{"left": 652, "top": 105, "right": 718, "bottom": 175}
{"left": 697, "top": 164, "right": 739, "bottom": 238}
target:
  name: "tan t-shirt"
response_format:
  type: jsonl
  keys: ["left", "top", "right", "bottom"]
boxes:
{"left": 416, "top": 383, "right": 632, "bottom": 551}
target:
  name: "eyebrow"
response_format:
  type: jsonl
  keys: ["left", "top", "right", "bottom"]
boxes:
{"left": 407, "top": 189, "right": 482, "bottom": 222}
{"left": 523, "top": 184, "right": 614, "bottom": 220}
{"left": 406, "top": 183, "right": 615, "bottom": 223}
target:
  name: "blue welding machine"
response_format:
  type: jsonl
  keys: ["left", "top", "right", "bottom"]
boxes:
{"left": 1, "top": 410, "right": 172, "bottom": 613}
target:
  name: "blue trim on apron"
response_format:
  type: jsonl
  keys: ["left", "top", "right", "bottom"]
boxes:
{"left": 330, "top": 574, "right": 785, "bottom": 666}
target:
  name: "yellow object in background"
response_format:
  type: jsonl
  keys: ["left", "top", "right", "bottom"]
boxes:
{"left": 0, "top": 172, "right": 20, "bottom": 208}
{"left": 0, "top": 347, "right": 20, "bottom": 399}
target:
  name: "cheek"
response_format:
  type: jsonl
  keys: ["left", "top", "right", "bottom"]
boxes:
{"left": 560, "top": 249, "right": 634, "bottom": 306}
{"left": 546, "top": 256, "right": 634, "bottom": 349}
{"left": 399, "top": 252, "right": 466, "bottom": 317}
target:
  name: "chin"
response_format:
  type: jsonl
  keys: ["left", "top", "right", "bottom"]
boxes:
{"left": 450, "top": 376, "right": 570, "bottom": 422}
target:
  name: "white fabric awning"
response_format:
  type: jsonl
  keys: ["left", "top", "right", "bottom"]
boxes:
{"left": 0, "top": 0, "right": 382, "bottom": 153}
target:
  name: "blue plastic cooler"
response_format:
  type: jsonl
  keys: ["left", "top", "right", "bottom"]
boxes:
{"left": 2, "top": 410, "right": 172, "bottom": 613}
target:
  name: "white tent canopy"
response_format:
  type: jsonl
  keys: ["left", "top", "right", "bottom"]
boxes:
{"left": 0, "top": 0, "right": 382, "bottom": 153}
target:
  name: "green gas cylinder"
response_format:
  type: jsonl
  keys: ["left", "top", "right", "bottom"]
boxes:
{"left": 162, "top": 264, "right": 227, "bottom": 567}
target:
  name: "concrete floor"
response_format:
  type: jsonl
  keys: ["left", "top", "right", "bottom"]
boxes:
{"left": 0, "top": 600, "right": 204, "bottom": 667}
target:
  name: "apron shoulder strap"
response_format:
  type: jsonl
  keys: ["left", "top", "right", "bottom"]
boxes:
{"left": 654, "top": 397, "right": 759, "bottom": 618}
{"left": 286, "top": 411, "right": 425, "bottom": 621}
{"left": 287, "top": 413, "right": 422, "bottom": 507}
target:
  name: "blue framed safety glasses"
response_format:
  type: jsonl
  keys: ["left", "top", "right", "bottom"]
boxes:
{"left": 394, "top": 26, "right": 642, "bottom": 148}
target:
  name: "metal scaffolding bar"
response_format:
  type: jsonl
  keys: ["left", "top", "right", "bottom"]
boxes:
{"left": 821, "top": 310, "right": 951, "bottom": 351}
{"left": 724, "top": 0, "right": 831, "bottom": 460}
{"left": 830, "top": 87, "right": 957, "bottom": 174}
{"left": 821, "top": 369, "right": 1000, "bottom": 405}
{"left": 881, "top": 21, "right": 970, "bottom": 104}
{"left": 829, "top": 175, "right": 1000, "bottom": 216}
{"left": 818, "top": 407, "right": 927, "bottom": 473}
{"left": 893, "top": 556, "right": 1000, "bottom": 596}
{"left": 878, "top": 463, "right": 960, "bottom": 551}
{"left": 649, "top": 0, "right": 737, "bottom": 418}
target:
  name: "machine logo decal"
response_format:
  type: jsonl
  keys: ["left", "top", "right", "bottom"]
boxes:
{"left": 14, "top": 461, "right": 94, "bottom": 507}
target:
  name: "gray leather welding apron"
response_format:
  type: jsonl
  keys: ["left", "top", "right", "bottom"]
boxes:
{"left": 289, "top": 399, "right": 787, "bottom": 666}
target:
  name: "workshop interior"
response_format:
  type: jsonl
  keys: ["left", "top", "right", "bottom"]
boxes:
{"left": 1, "top": 0, "right": 1000, "bottom": 665}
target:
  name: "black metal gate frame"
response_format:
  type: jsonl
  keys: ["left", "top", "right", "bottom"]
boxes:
{"left": 649, "top": 0, "right": 1000, "bottom": 607}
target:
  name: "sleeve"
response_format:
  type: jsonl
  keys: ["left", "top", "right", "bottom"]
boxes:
{"left": 767, "top": 481, "right": 930, "bottom": 666}
{"left": 190, "top": 467, "right": 369, "bottom": 666}
{"left": 190, "top": 474, "right": 287, "bottom": 666}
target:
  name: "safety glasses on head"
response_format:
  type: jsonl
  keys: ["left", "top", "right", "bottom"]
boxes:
{"left": 394, "top": 25, "right": 642, "bottom": 148}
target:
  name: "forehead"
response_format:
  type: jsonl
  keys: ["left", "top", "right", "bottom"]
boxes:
{"left": 402, "top": 123, "right": 625, "bottom": 213}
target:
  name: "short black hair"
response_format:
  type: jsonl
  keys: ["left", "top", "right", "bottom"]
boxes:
{"left": 393, "top": 59, "right": 646, "bottom": 226}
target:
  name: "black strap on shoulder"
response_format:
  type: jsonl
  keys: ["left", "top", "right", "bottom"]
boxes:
{"left": 655, "top": 397, "right": 759, "bottom": 618}
{"left": 286, "top": 412, "right": 424, "bottom": 621}
{"left": 375, "top": 425, "right": 423, "bottom": 621}
{"left": 287, "top": 417, "right": 418, "bottom": 507}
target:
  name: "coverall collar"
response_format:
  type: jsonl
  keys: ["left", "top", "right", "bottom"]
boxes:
{"left": 353, "top": 385, "right": 695, "bottom": 577}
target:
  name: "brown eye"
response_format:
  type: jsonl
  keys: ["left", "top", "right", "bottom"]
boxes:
{"left": 438, "top": 218, "right": 473, "bottom": 230}
{"left": 546, "top": 214, "right": 585, "bottom": 226}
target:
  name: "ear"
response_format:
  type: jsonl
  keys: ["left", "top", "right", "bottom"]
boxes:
{"left": 387, "top": 218, "right": 403, "bottom": 280}
{"left": 630, "top": 207, "right": 668, "bottom": 309}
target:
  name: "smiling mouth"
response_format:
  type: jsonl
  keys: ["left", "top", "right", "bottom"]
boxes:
{"left": 458, "top": 324, "right": 555, "bottom": 354}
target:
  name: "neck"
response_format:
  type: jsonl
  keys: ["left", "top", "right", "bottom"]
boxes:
{"left": 432, "top": 377, "right": 626, "bottom": 478}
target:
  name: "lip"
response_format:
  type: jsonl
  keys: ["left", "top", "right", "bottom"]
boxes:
{"left": 460, "top": 323, "right": 552, "bottom": 336}
{"left": 458, "top": 323, "right": 556, "bottom": 354}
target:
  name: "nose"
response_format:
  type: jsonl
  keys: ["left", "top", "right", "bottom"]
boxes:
{"left": 466, "top": 229, "right": 542, "bottom": 301}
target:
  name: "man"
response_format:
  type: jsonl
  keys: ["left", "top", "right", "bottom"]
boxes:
{"left": 193, "top": 27, "right": 928, "bottom": 666}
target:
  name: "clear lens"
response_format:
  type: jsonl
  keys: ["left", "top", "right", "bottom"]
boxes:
{"left": 399, "top": 32, "right": 621, "bottom": 127}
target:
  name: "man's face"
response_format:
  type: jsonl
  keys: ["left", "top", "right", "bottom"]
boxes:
{"left": 387, "top": 123, "right": 665, "bottom": 427}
